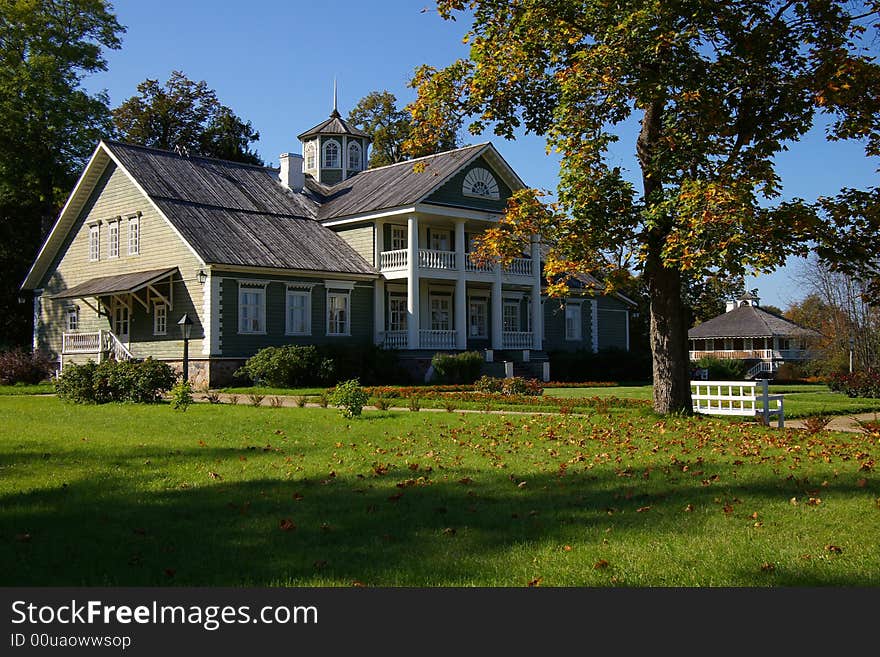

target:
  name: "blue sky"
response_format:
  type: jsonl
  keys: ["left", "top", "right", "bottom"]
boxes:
{"left": 85, "top": 0, "right": 878, "bottom": 310}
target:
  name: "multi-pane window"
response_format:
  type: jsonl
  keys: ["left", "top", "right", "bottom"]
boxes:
{"left": 391, "top": 225, "right": 407, "bottom": 250}
{"left": 348, "top": 142, "right": 362, "bottom": 171}
{"left": 88, "top": 224, "right": 100, "bottom": 261}
{"left": 66, "top": 306, "right": 79, "bottom": 332}
{"left": 127, "top": 216, "right": 139, "bottom": 255}
{"left": 469, "top": 299, "right": 487, "bottom": 338}
{"left": 286, "top": 289, "right": 311, "bottom": 335}
{"left": 327, "top": 292, "right": 349, "bottom": 335}
{"left": 113, "top": 304, "right": 129, "bottom": 337}
{"left": 108, "top": 221, "right": 119, "bottom": 258}
{"left": 389, "top": 296, "right": 407, "bottom": 332}
{"left": 305, "top": 141, "right": 316, "bottom": 169}
{"left": 503, "top": 301, "right": 520, "bottom": 332}
{"left": 430, "top": 296, "right": 451, "bottom": 331}
{"left": 239, "top": 285, "right": 266, "bottom": 333}
{"left": 430, "top": 230, "right": 450, "bottom": 252}
{"left": 564, "top": 303, "right": 582, "bottom": 341}
{"left": 154, "top": 303, "right": 167, "bottom": 336}
{"left": 323, "top": 140, "right": 340, "bottom": 168}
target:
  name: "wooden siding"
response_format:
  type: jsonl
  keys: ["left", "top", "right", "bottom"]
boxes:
{"left": 334, "top": 224, "right": 374, "bottom": 266}
{"left": 36, "top": 161, "right": 205, "bottom": 359}
{"left": 425, "top": 156, "right": 512, "bottom": 213}
{"left": 542, "top": 297, "right": 593, "bottom": 352}
{"left": 220, "top": 273, "right": 374, "bottom": 357}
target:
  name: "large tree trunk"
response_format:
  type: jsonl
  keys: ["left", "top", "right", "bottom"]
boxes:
{"left": 637, "top": 95, "right": 693, "bottom": 415}
{"left": 645, "top": 251, "right": 693, "bottom": 415}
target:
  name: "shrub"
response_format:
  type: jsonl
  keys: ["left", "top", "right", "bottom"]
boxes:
{"left": 408, "top": 395, "right": 422, "bottom": 412}
{"left": 294, "top": 395, "right": 308, "bottom": 408}
{"left": 828, "top": 369, "right": 880, "bottom": 398}
{"left": 431, "top": 351, "right": 484, "bottom": 384}
{"left": 318, "top": 391, "right": 329, "bottom": 408}
{"left": 269, "top": 396, "right": 283, "bottom": 408}
{"left": 0, "top": 348, "right": 54, "bottom": 385}
{"left": 318, "top": 344, "right": 410, "bottom": 385}
{"left": 329, "top": 378, "right": 369, "bottom": 418}
{"left": 474, "top": 375, "right": 503, "bottom": 394}
{"left": 475, "top": 376, "right": 543, "bottom": 396}
{"left": 374, "top": 394, "right": 390, "bottom": 411}
{"left": 693, "top": 356, "right": 747, "bottom": 381}
{"left": 227, "top": 394, "right": 239, "bottom": 405}
{"left": 237, "top": 345, "right": 334, "bottom": 387}
{"left": 170, "top": 380, "right": 194, "bottom": 411}
{"left": 248, "top": 393, "right": 265, "bottom": 407}
{"left": 56, "top": 358, "right": 175, "bottom": 404}
{"left": 202, "top": 390, "right": 222, "bottom": 404}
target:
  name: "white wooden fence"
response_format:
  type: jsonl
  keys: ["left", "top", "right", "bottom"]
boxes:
{"left": 691, "top": 379, "right": 784, "bottom": 428}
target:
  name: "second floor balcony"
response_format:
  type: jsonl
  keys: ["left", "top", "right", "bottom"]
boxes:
{"left": 379, "top": 248, "right": 534, "bottom": 278}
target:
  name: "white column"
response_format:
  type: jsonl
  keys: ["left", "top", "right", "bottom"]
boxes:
{"left": 454, "top": 219, "right": 467, "bottom": 350}
{"left": 491, "top": 265, "right": 503, "bottom": 350}
{"left": 407, "top": 215, "right": 420, "bottom": 349}
{"left": 530, "top": 237, "right": 543, "bottom": 351}
{"left": 374, "top": 220, "right": 385, "bottom": 346}
{"left": 591, "top": 298, "right": 599, "bottom": 353}
{"left": 32, "top": 290, "right": 42, "bottom": 352}
{"left": 202, "top": 272, "right": 214, "bottom": 355}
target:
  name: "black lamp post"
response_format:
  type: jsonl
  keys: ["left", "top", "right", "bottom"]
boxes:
{"left": 178, "top": 314, "right": 193, "bottom": 382}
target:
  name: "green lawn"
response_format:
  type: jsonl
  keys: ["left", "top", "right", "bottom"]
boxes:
{"left": 0, "top": 383, "right": 55, "bottom": 395}
{"left": 1, "top": 396, "right": 878, "bottom": 586}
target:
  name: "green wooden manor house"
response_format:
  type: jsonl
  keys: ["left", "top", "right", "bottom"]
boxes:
{"left": 21, "top": 104, "right": 633, "bottom": 386}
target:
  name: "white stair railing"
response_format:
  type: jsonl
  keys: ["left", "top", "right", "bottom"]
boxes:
{"left": 747, "top": 361, "right": 775, "bottom": 379}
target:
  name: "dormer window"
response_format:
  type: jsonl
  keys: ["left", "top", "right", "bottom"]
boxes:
{"left": 463, "top": 167, "right": 500, "bottom": 199}
{"left": 304, "top": 141, "right": 316, "bottom": 170}
{"left": 323, "top": 140, "right": 341, "bottom": 168}
{"left": 348, "top": 142, "right": 362, "bottom": 171}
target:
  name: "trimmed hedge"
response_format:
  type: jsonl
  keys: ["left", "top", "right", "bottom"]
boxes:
{"left": 431, "top": 351, "right": 484, "bottom": 384}
{"left": 692, "top": 356, "right": 747, "bottom": 380}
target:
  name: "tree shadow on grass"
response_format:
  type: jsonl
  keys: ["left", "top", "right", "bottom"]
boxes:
{"left": 1, "top": 454, "right": 877, "bottom": 587}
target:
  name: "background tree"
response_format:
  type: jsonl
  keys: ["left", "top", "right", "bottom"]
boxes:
{"left": 407, "top": 0, "right": 880, "bottom": 413}
{"left": 113, "top": 71, "right": 262, "bottom": 164}
{"left": 0, "top": 0, "right": 123, "bottom": 348}
{"left": 348, "top": 89, "right": 459, "bottom": 167}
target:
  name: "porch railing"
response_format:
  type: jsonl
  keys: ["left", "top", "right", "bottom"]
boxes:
{"left": 502, "top": 331, "right": 533, "bottom": 349}
{"left": 418, "top": 249, "right": 456, "bottom": 270}
{"left": 689, "top": 349, "right": 809, "bottom": 361}
{"left": 420, "top": 330, "right": 457, "bottom": 349}
{"left": 382, "top": 331, "right": 408, "bottom": 350}
{"left": 62, "top": 330, "right": 133, "bottom": 361}
{"left": 465, "top": 254, "right": 494, "bottom": 273}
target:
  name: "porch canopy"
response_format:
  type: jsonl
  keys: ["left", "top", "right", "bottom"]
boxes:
{"left": 51, "top": 267, "right": 177, "bottom": 300}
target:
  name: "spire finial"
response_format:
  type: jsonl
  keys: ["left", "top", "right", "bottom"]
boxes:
{"left": 330, "top": 78, "right": 340, "bottom": 118}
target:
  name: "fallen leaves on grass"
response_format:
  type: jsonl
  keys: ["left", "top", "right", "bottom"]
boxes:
{"left": 594, "top": 560, "right": 610, "bottom": 570}
{"left": 527, "top": 577, "right": 542, "bottom": 587}
{"left": 636, "top": 506, "right": 652, "bottom": 513}
{"left": 279, "top": 518, "right": 296, "bottom": 532}
{"left": 208, "top": 471, "right": 222, "bottom": 480}
{"left": 825, "top": 544, "right": 843, "bottom": 554}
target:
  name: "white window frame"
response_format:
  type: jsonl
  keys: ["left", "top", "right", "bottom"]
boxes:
{"left": 468, "top": 297, "right": 488, "bottom": 338}
{"left": 153, "top": 302, "right": 167, "bottom": 336}
{"left": 503, "top": 300, "right": 521, "bottom": 333}
{"left": 347, "top": 141, "right": 362, "bottom": 171}
{"left": 88, "top": 224, "right": 100, "bottom": 261}
{"left": 323, "top": 139, "right": 341, "bottom": 169}
{"left": 107, "top": 220, "right": 119, "bottom": 258}
{"left": 113, "top": 303, "right": 130, "bottom": 338}
{"left": 326, "top": 291, "right": 350, "bottom": 336}
{"left": 65, "top": 306, "right": 79, "bottom": 332}
{"left": 430, "top": 294, "right": 451, "bottom": 331}
{"left": 430, "top": 229, "right": 451, "bottom": 252}
{"left": 565, "top": 302, "right": 582, "bottom": 341}
{"left": 390, "top": 225, "right": 407, "bottom": 251}
{"left": 388, "top": 295, "right": 407, "bottom": 332}
{"left": 304, "top": 141, "right": 316, "bottom": 169}
{"left": 285, "top": 287, "right": 312, "bottom": 336}
{"left": 127, "top": 215, "right": 140, "bottom": 255}
{"left": 238, "top": 282, "right": 267, "bottom": 334}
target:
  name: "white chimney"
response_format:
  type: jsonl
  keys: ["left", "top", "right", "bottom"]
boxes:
{"left": 279, "top": 152, "right": 304, "bottom": 192}
{"left": 725, "top": 299, "right": 737, "bottom": 312}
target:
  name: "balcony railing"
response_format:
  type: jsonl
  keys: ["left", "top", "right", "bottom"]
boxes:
{"left": 465, "top": 253, "right": 494, "bottom": 273}
{"left": 382, "top": 331, "right": 408, "bottom": 350}
{"left": 420, "top": 329, "right": 457, "bottom": 349}
{"left": 503, "top": 257, "right": 533, "bottom": 277}
{"left": 62, "top": 330, "right": 133, "bottom": 361}
{"left": 418, "top": 249, "right": 456, "bottom": 270}
{"left": 380, "top": 249, "right": 408, "bottom": 271}
{"left": 502, "top": 331, "right": 533, "bottom": 349}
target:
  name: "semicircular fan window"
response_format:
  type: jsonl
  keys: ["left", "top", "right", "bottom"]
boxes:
{"left": 462, "top": 167, "right": 500, "bottom": 199}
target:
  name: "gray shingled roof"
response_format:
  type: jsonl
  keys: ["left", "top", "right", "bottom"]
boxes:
{"left": 689, "top": 305, "right": 820, "bottom": 339}
{"left": 297, "top": 110, "right": 370, "bottom": 140}
{"left": 105, "top": 142, "right": 375, "bottom": 276}
{"left": 316, "top": 143, "right": 487, "bottom": 221}
{"left": 50, "top": 267, "right": 177, "bottom": 299}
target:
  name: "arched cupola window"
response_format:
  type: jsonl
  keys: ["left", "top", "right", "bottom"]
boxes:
{"left": 304, "top": 141, "right": 316, "bottom": 170}
{"left": 348, "top": 141, "right": 362, "bottom": 171}
{"left": 323, "top": 140, "right": 341, "bottom": 169}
